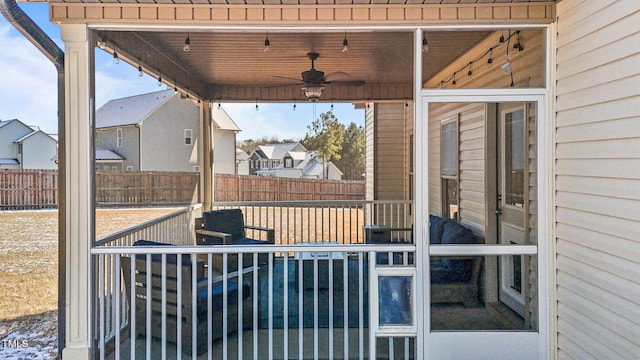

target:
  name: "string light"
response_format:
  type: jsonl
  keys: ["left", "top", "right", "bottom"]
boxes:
{"left": 183, "top": 33, "right": 190, "bottom": 52}
{"left": 255, "top": 100, "right": 259, "bottom": 111}
{"left": 435, "top": 30, "right": 522, "bottom": 88}
{"left": 97, "top": 38, "right": 106, "bottom": 50}
{"left": 112, "top": 51, "right": 120, "bottom": 64}
{"left": 293, "top": 100, "right": 297, "bottom": 111}
{"left": 499, "top": 31, "right": 505, "bottom": 43}
{"left": 422, "top": 36, "right": 429, "bottom": 53}
{"left": 264, "top": 32, "right": 270, "bottom": 52}
{"left": 342, "top": 31, "right": 349, "bottom": 53}
{"left": 157, "top": 75, "right": 162, "bottom": 87}
{"left": 174, "top": 85, "right": 178, "bottom": 93}
{"left": 137, "top": 65, "right": 143, "bottom": 77}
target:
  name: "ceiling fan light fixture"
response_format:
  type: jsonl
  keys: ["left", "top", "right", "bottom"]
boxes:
{"left": 303, "top": 85, "right": 324, "bottom": 102}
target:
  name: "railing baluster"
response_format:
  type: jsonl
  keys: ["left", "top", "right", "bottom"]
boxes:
{"left": 191, "top": 254, "right": 197, "bottom": 360}
{"left": 129, "top": 255, "right": 136, "bottom": 360}
{"left": 313, "top": 255, "right": 319, "bottom": 359}
{"left": 114, "top": 255, "right": 121, "bottom": 360}
{"left": 176, "top": 253, "right": 182, "bottom": 358}
{"left": 99, "top": 255, "right": 105, "bottom": 360}
{"left": 223, "top": 252, "right": 228, "bottom": 360}
{"left": 283, "top": 253, "right": 289, "bottom": 360}
{"left": 237, "top": 252, "right": 243, "bottom": 360}
{"left": 268, "top": 253, "right": 274, "bottom": 360}
{"left": 253, "top": 253, "right": 259, "bottom": 360}
{"left": 358, "top": 252, "right": 364, "bottom": 360}
{"left": 298, "top": 254, "right": 303, "bottom": 360}
{"left": 161, "top": 254, "right": 167, "bottom": 360}
{"left": 329, "top": 252, "right": 334, "bottom": 360}
{"left": 343, "top": 254, "right": 349, "bottom": 359}
{"left": 145, "top": 254, "right": 151, "bottom": 360}
{"left": 207, "top": 253, "right": 213, "bottom": 360}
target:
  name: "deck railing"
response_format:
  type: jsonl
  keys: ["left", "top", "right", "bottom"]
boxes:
{"left": 211, "top": 200, "right": 412, "bottom": 245}
{"left": 92, "top": 244, "right": 417, "bottom": 359}
{"left": 93, "top": 200, "right": 414, "bottom": 359}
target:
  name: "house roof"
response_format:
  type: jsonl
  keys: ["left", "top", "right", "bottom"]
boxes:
{"left": 286, "top": 151, "right": 307, "bottom": 161}
{"left": 14, "top": 130, "right": 57, "bottom": 144}
{"left": 211, "top": 106, "right": 240, "bottom": 132}
{"left": 0, "top": 119, "right": 17, "bottom": 128}
{"left": 257, "top": 143, "right": 306, "bottom": 160}
{"left": 95, "top": 90, "right": 176, "bottom": 129}
{"left": 95, "top": 148, "right": 125, "bottom": 161}
{"left": 0, "top": 158, "right": 19, "bottom": 165}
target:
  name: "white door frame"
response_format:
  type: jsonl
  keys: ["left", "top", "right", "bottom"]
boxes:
{"left": 416, "top": 89, "right": 550, "bottom": 360}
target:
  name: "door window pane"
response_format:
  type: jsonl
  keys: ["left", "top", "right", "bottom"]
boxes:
{"left": 504, "top": 109, "right": 525, "bottom": 207}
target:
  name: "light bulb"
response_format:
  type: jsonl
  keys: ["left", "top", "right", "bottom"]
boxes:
{"left": 137, "top": 65, "right": 143, "bottom": 77}
{"left": 422, "top": 37, "right": 429, "bottom": 53}
{"left": 174, "top": 86, "right": 178, "bottom": 93}
{"left": 264, "top": 34, "right": 270, "bottom": 52}
{"left": 97, "top": 39, "right": 106, "bottom": 49}
{"left": 342, "top": 38, "right": 348, "bottom": 53}
{"left": 183, "top": 35, "right": 190, "bottom": 52}
{"left": 157, "top": 76, "right": 162, "bottom": 86}
{"left": 113, "top": 52, "right": 119, "bottom": 64}
{"left": 293, "top": 103, "right": 296, "bottom": 111}
{"left": 255, "top": 103, "right": 259, "bottom": 111}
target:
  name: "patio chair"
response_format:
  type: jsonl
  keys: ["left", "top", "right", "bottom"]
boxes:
{"left": 196, "top": 209, "right": 275, "bottom": 271}
{"left": 196, "top": 208, "right": 275, "bottom": 245}
{"left": 121, "top": 240, "right": 252, "bottom": 356}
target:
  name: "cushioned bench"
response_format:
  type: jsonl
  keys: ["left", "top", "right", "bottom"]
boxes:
{"left": 121, "top": 240, "right": 252, "bottom": 355}
{"left": 429, "top": 215, "right": 482, "bottom": 307}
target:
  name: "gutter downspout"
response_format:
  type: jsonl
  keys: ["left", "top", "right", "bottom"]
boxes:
{"left": 0, "top": 1, "right": 66, "bottom": 358}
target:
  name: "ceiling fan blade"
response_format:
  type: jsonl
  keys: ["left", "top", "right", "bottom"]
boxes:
{"left": 273, "top": 75, "right": 305, "bottom": 82}
{"left": 327, "top": 80, "right": 365, "bottom": 86}
{"left": 323, "top": 71, "right": 351, "bottom": 82}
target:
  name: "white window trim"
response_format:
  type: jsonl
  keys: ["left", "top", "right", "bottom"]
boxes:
{"left": 116, "top": 128, "right": 123, "bottom": 148}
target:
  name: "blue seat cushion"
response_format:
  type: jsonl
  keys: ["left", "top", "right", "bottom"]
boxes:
{"left": 430, "top": 259, "right": 473, "bottom": 283}
{"left": 132, "top": 239, "right": 193, "bottom": 265}
{"left": 429, "top": 215, "right": 445, "bottom": 244}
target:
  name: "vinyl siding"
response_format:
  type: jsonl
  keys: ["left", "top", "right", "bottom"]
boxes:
{"left": 428, "top": 102, "right": 486, "bottom": 236}
{"left": 365, "top": 103, "right": 375, "bottom": 201}
{"left": 555, "top": 0, "right": 640, "bottom": 358}
{"left": 374, "top": 103, "right": 407, "bottom": 201}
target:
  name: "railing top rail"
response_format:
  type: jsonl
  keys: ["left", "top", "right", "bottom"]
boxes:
{"left": 210, "top": 199, "right": 413, "bottom": 207}
{"left": 94, "top": 204, "right": 201, "bottom": 247}
{"left": 91, "top": 243, "right": 416, "bottom": 255}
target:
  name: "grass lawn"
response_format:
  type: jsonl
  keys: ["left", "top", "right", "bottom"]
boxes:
{"left": 0, "top": 207, "right": 179, "bottom": 357}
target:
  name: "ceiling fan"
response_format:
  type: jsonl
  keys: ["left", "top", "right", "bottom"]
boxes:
{"left": 274, "top": 52, "right": 365, "bottom": 102}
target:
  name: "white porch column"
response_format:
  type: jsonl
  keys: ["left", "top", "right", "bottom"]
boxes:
{"left": 61, "top": 23, "right": 94, "bottom": 360}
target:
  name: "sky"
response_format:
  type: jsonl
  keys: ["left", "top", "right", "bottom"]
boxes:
{"left": 0, "top": 3, "right": 364, "bottom": 141}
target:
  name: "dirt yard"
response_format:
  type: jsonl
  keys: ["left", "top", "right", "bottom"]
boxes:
{"left": 0, "top": 207, "right": 179, "bottom": 358}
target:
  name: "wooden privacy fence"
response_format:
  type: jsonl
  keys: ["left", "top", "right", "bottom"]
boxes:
{"left": 95, "top": 171, "right": 200, "bottom": 207}
{"left": 0, "top": 169, "right": 58, "bottom": 209}
{"left": 0, "top": 171, "right": 365, "bottom": 209}
{"left": 214, "top": 174, "right": 365, "bottom": 201}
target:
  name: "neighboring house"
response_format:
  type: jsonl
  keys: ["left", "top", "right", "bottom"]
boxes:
{"left": 248, "top": 142, "right": 306, "bottom": 175}
{"left": 235, "top": 148, "right": 249, "bottom": 175}
{"left": 211, "top": 106, "right": 241, "bottom": 174}
{"left": 258, "top": 150, "right": 343, "bottom": 180}
{"left": 0, "top": 119, "right": 57, "bottom": 169}
{"left": 95, "top": 90, "right": 200, "bottom": 172}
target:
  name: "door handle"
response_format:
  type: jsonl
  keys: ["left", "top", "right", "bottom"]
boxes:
{"left": 496, "top": 209, "right": 502, "bottom": 216}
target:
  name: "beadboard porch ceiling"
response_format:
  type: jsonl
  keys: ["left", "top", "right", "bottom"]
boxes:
{"left": 96, "top": 29, "right": 493, "bottom": 102}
